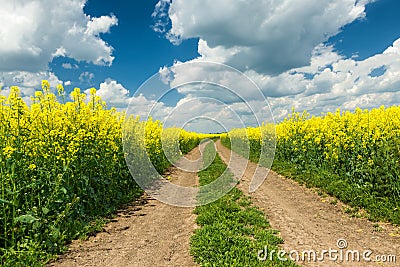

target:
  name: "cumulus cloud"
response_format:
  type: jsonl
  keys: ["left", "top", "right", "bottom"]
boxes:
{"left": 92, "top": 78, "right": 173, "bottom": 117}
{"left": 0, "top": 71, "right": 60, "bottom": 89}
{"left": 90, "top": 78, "right": 178, "bottom": 122}
{"left": 0, "top": 0, "right": 117, "bottom": 73}
{"left": 164, "top": 97, "right": 247, "bottom": 132}
{"left": 127, "top": 62, "right": 275, "bottom": 132}
{"left": 156, "top": 0, "right": 373, "bottom": 75}
{"left": 86, "top": 15, "right": 118, "bottom": 36}
{"left": 265, "top": 38, "right": 400, "bottom": 120}
{"left": 159, "top": 61, "right": 269, "bottom": 102}
{"left": 90, "top": 79, "right": 131, "bottom": 108}
{"left": 126, "top": 93, "right": 263, "bottom": 132}
{"left": 0, "top": 71, "right": 62, "bottom": 103}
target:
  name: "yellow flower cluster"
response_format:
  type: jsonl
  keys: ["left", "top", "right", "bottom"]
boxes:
{"left": 224, "top": 106, "right": 400, "bottom": 195}
{"left": 123, "top": 116, "right": 218, "bottom": 174}
{"left": 276, "top": 107, "right": 400, "bottom": 172}
{"left": 221, "top": 124, "right": 276, "bottom": 165}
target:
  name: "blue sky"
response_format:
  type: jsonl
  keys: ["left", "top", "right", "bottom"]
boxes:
{"left": 1, "top": 0, "right": 400, "bottom": 131}
{"left": 328, "top": 0, "right": 400, "bottom": 60}
{"left": 50, "top": 0, "right": 200, "bottom": 92}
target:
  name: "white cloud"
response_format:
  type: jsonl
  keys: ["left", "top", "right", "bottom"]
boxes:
{"left": 265, "top": 38, "right": 400, "bottom": 121}
{"left": 79, "top": 72, "right": 95, "bottom": 84}
{"left": 103, "top": 67, "right": 272, "bottom": 132}
{"left": 62, "top": 63, "right": 73, "bottom": 69}
{"left": 86, "top": 15, "right": 118, "bottom": 36}
{"left": 127, "top": 62, "right": 275, "bottom": 131}
{"left": 53, "top": 47, "right": 67, "bottom": 58}
{"left": 62, "top": 63, "right": 79, "bottom": 69}
{"left": 157, "top": 0, "right": 373, "bottom": 75}
{"left": 90, "top": 79, "right": 133, "bottom": 108}
{"left": 160, "top": 61, "right": 269, "bottom": 102}
{"left": 91, "top": 78, "right": 175, "bottom": 120}
{"left": 295, "top": 44, "right": 344, "bottom": 74}
{"left": 0, "top": 71, "right": 62, "bottom": 104}
{"left": 152, "top": 0, "right": 172, "bottom": 34}
{"left": 126, "top": 93, "right": 263, "bottom": 132}
{"left": 0, "top": 71, "right": 61, "bottom": 90}
{"left": 0, "top": 0, "right": 117, "bottom": 73}
{"left": 164, "top": 97, "right": 245, "bottom": 132}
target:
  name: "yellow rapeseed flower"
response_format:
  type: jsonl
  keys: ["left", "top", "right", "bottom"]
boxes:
{"left": 3, "top": 146, "right": 16, "bottom": 159}
{"left": 28, "top": 164, "right": 36, "bottom": 170}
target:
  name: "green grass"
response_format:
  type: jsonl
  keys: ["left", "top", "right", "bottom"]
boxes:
{"left": 190, "top": 142, "right": 298, "bottom": 266}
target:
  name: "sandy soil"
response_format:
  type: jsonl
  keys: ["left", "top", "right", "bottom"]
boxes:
{"left": 48, "top": 146, "right": 202, "bottom": 267}
{"left": 216, "top": 140, "right": 400, "bottom": 267}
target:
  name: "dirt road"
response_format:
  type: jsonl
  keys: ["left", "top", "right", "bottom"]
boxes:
{"left": 216, "top": 140, "right": 400, "bottom": 267}
{"left": 49, "top": 146, "right": 202, "bottom": 267}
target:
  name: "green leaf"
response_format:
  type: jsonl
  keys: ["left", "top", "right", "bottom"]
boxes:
{"left": 14, "top": 214, "right": 38, "bottom": 224}
{"left": 5, "top": 188, "right": 17, "bottom": 195}
{"left": 0, "top": 198, "right": 13, "bottom": 205}
{"left": 42, "top": 207, "right": 50, "bottom": 215}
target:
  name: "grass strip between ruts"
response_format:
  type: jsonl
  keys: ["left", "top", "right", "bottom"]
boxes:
{"left": 190, "top": 142, "right": 298, "bottom": 266}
